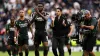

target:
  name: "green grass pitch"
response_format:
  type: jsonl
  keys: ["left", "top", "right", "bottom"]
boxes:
{"left": 0, "top": 51, "right": 100, "bottom": 56}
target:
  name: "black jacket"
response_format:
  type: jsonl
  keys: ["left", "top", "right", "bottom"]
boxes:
{"left": 52, "top": 15, "right": 70, "bottom": 37}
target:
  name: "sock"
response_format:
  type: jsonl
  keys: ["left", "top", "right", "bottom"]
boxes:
{"left": 35, "top": 50, "right": 39, "bottom": 56}
{"left": 7, "top": 49, "right": 11, "bottom": 56}
{"left": 25, "top": 49, "right": 29, "bottom": 56}
{"left": 52, "top": 49, "right": 58, "bottom": 56}
{"left": 68, "top": 49, "right": 71, "bottom": 55}
{"left": 44, "top": 48, "right": 48, "bottom": 56}
{"left": 19, "top": 52, "right": 23, "bottom": 56}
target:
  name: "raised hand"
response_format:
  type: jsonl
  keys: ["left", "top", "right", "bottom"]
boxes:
{"left": 62, "top": 19, "right": 66, "bottom": 26}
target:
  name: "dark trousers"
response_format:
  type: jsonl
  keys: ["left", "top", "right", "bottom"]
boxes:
{"left": 82, "top": 34, "right": 96, "bottom": 52}
{"left": 52, "top": 36, "right": 65, "bottom": 56}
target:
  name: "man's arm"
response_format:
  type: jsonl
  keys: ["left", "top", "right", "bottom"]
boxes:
{"left": 4, "top": 30, "right": 8, "bottom": 45}
{"left": 83, "top": 25, "right": 94, "bottom": 30}
{"left": 98, "top": 19, "right": 100, "bottom": 32}
{"left": 50, "top": 20, "right": 55, "bottom": 27}
{"left": 62, "top": 15, "right": 68, "bottom": 27}
{"left": 14, "top": 21, "right": 19, "bottom": 43}
{"left": 27, "top": 19, "right": 34, "bottom": 39}
{"left": 35, "top": 8, "right": 47, "bottom": 20}
{"left": 15, "top": 21, "right": 19, "bottom": 39}
{"left": 29, "top": 25, "right": 34, "bottom": 39}
{"left": 5, "top": 29, "right": 8, "bottom": 35}
{"left": 29, "top": 13, "right": 36, "bottom": 26}
{"left": 68, "top": 24, "right": 74, "bottom": 37}
{"left": 81, "top": 18, "right": 97, "bottom": 30}
{"left": 14, "top": 27, "right": 18, "bottom": 37}
{"left": 5, "top": 25, "right": 9, "bottom": 36}
{"left": 4, "top": 25, "right": 9, "bottom": 45}
{"left": 38, "top": 12, "right": 47, "bottom": 20}
{"left": 14, "top": 28, "right": 18, "bottom": 43}
{"left": 62, "top": 19, "right": 66, "bottom": 27}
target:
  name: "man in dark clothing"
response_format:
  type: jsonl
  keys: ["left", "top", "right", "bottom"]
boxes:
{"left": 50, "top": 8, "right": 73, "bottom": 56}
{"left": 29, "top": 3, "right": 48, "bottom": 56}
{"left": 81, "top": 10, "right": 97, "bottom": 56}
{"left": 5, "top": 17, "right": 18, "bottom": 56}
{"left": 15, "top": 10, "right": 34, "bottom": 56}
{"left": 64, "top": 19, "right": 73, "bottom": 56}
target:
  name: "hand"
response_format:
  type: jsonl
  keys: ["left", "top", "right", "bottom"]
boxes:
{"left": 34, "top": 7, "right": 39, "bottom": 14}
{"left": 31, "top": 34, "right": 34, "bottom": 41}
{"left": 50, "top": 18, "right": 55, "bottom": 27}
{"left": 68, "top": 33, "right": 72, "bottom": 37}
{"left": 51, "top": 19, "right": 55, "bottom": 24}
{"left": 62, "top": 19, "right": 66, "bottom": 26}
{"left": 14, "top": 37, "right": 17, "bottom": 43}
{"left": 4, "top": 38, "right": 7, "bottom": 45}
{"left": 5, "top": 42, "right": 7, "bottom": 46}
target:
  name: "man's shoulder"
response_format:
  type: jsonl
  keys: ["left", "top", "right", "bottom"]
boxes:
{"left": 15, "top": 19, "right": 20, "bottom": 25}
{"left": 7, "top": 23, "right": 10, "bottom": 26}
{"left": 24, "top": 18, "right": 30, "bottom": 22}
{"left": 91, "top": 17, "right": 97, "bottom": 21}
{"left": 15, "top": 19, "right": 20, "bottom": 22}
{"left": 6, "top": 24, "right": 10, "bottom": 27}
{"left": 61, "top": 14, "right": 67, "bottom": 19}
{"left": 91, "top": 17, "right": 97, "bottom": 23}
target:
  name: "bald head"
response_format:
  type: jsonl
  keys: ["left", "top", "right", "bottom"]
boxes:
{"left": 84, "top": 10, "right": 91, "bottom": 20}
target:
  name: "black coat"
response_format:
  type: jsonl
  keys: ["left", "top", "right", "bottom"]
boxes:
{"left": 52, "top": 15, "right": 71, "bottom": 37}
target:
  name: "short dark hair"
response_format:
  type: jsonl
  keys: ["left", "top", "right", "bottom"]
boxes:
{"left": 56, "top": 8, "right": 62, "bottom": 11}
{"left": 38, "top": 2, "right": 44, "bottom": 6}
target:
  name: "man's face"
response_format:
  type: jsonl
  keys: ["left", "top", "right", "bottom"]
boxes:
{"left": 11, "top": 18, "right": 15, "bottom": 25}
{"left": 56, "top": 9, "right": 61, "bottom": 16}
{"left": 38, "top": 4, "right": 44, "bottom": 12}
{"left": 84, "top": 12, "right": 91, "bottom": 20}
{"left": 19, "top": 10, "right": 24, "bottom": 17}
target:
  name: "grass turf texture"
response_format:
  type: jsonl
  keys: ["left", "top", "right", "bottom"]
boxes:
{"left": 0, "top": 51, "right": 100, "bottom": 56}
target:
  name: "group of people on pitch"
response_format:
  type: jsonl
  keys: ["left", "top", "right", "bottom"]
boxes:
{"left": 4, "top": 2, "right": 97, "bottom": 56}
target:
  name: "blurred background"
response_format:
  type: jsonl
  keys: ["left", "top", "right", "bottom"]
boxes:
{"left": 0, "top": 0, "right": 100, "bottom": 54}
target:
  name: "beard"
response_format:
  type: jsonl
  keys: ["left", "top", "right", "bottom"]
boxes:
{"left": 20, "top": 15, "right": 24, "bottom": 18}
{"left": 11, "top": 23, "right": 14, "bottom": 26}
